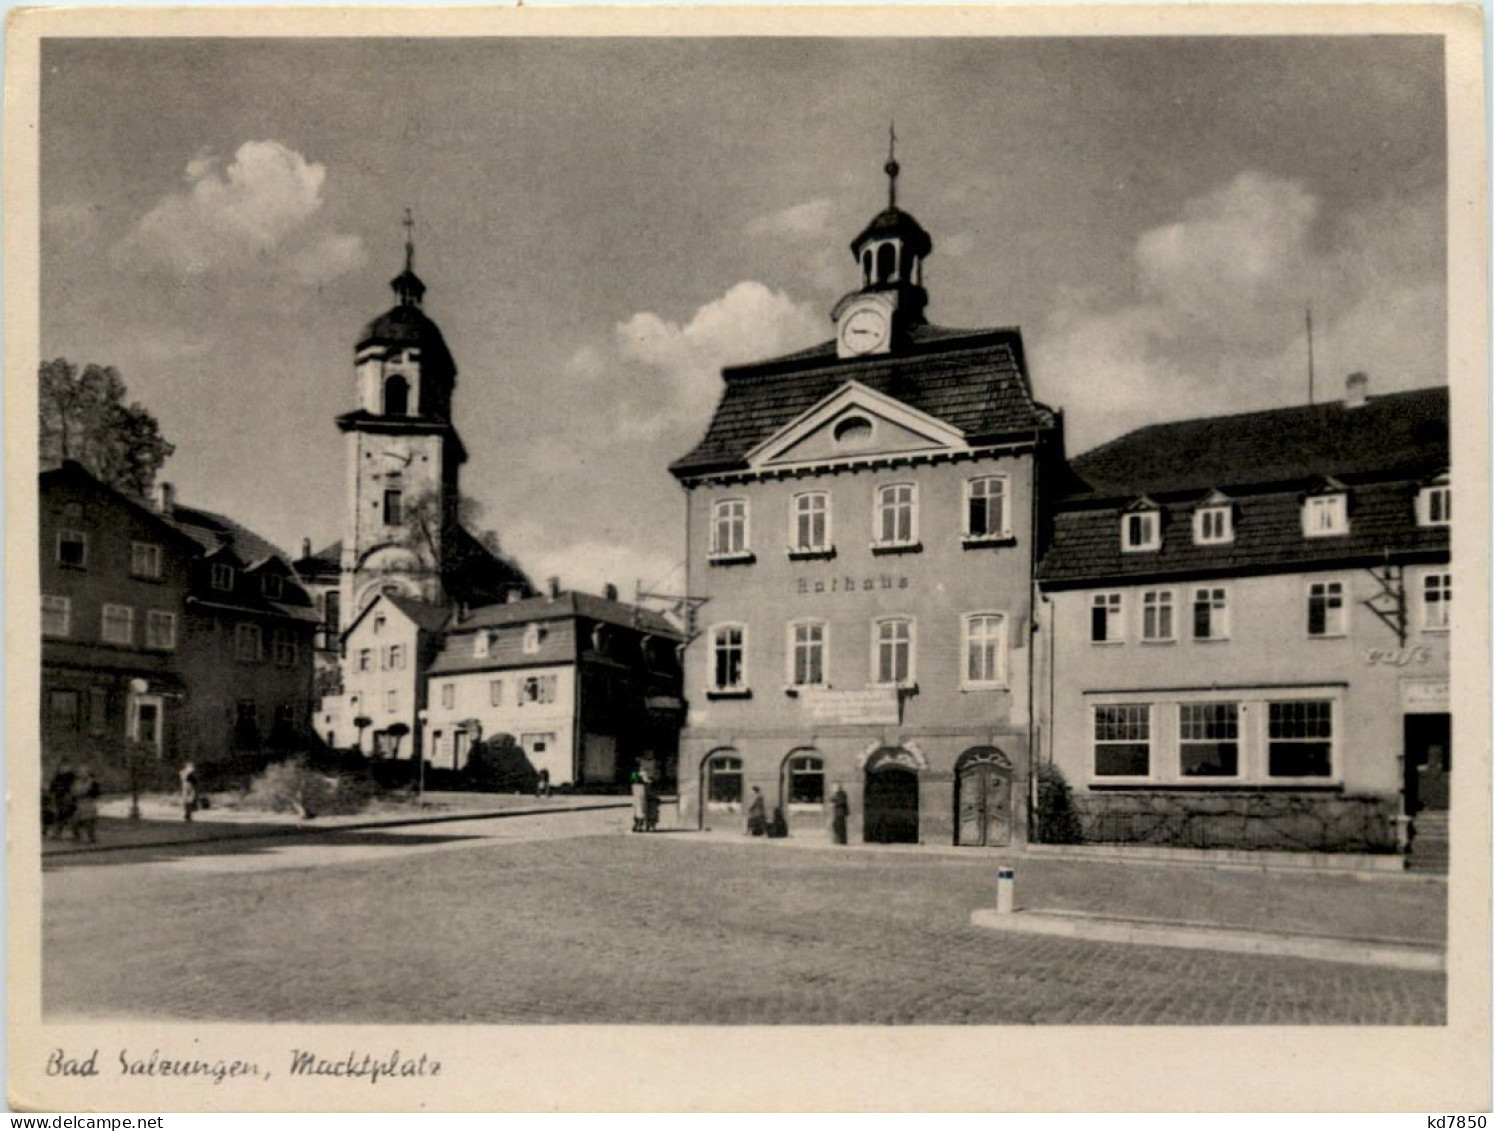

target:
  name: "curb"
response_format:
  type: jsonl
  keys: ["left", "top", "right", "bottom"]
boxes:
{"left": 969, "top": 907, "right": 1445, "bottom": 972}
{"left": 1024, "top": 841, "right": 1413, "bottom": 876}
{"left": 42, "top": 801, "right": 632, "bottom": 858}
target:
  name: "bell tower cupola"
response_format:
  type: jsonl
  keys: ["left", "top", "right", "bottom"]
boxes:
{"left": 832, "top": 127, "right": 933, "bottom": 358}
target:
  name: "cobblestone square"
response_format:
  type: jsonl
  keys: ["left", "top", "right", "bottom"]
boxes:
{"left": 43, "top": 815, "right": 1446, "bottom": 1025}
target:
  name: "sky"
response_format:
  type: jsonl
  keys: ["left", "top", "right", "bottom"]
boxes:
{"left": 39, "top": 36, "right": 1447, "bottom": 597}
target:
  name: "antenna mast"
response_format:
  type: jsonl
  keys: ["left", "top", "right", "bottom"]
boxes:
{"left": 1305, "top": 306, "right": 1316, "bottom": 405}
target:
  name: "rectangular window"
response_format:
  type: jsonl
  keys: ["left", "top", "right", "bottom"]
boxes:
{"left": 1179, "top": 702, "right": 1239, "bottom": 777}
{"left": 1422, "top": 572, "right": 1451, "bottom": 630}
{"left": 710, "top": 499, "right": 748, "bottom": 557}
{"left": 49, "top": 689, "right": 81, "bottom": 730}
{"left": 385, "top": 689, "right": 399, "bottom": 713}
{"left": 234, "top": 622, "right": 262, "bottom": 662}
{"left": 963, "top": 613, "right": 1006, "bottom": 687}
{"left": 88, "top": 688, "right": 108, "bottom": 735}
{"left": 1192, "top": 587, "right": 1229, "bottom": 640}
{"left": 1141, "top": 590, "right": 1175, "bottom": 642}
{"left": 357, "top": 648, "right": 372, "bottom": 672}
{"left": 966, "top": 476, "right": 1009, "bottom": 540}
{"left": 711, "top": 625, "right": 746, "bottom": 692}
{"left": 1093, "top": 704, "right": 1150, "bottom": 777}
{"left": 1307, "top": 581, "right": 1347, "bottom": 637}
{"left": 791, "top": 493, "right": 830, "bottom": 553}
{"left": 789, "top": 621, "right": 826, "bottom": 687}
{"left": 130, "top": 541, "right": 163, "bottom": 580}
{"left": 521, "top": 732, "right": 555, "bottom": 757}
{"left": 57, "top": 530, "right": 88, "bottom": 569}
{"left": 211, "top": 562, "right": 235, "bottom": 591}
{"left": 520, "top": 675, "right": 558, "bottom": 705}
{"left": 441, "top": 683, "right": 455, "bottom": 709}
{"left": 707, "top": 755, "right": 744, "bottom": 806}
{"left": 787, "top": 754, "right": 825, "bottom": 805}
{"left": 1122, "top": 511, "right": 1160, "bottom": 552}
{"left": 873, "top": 618, "right": 914, "bottom": 686}
{"left": 1090, "top": 592, "right": 1123, "bottom": 643}
{"left": 1194, "top": 506, "right": 1233, "bottom": 545}
{"left": 1418, "top": 485, "right": 1451, "bottom": 527}
{"left": 1303, "top": 494, "right": 1349, "bottom": 537}
{"left": 261, "top": 574, "right": 283, "bottom": 600}
{"left": 146, "top": 610, "right": 177, "bottom": 651}
{"left": 1268, "top": 700, "right": 1333, "bottom": 777}
{"left": 101, "top": 604, "right": 133, "bottom": 645}
{"left": 42, "top": 594, "right": 70, "bottom": 638}
{"left": 383, "top": 489, "right": 403, "bottom": 527}
{"left": 388, "top": 644, "right": 406, "bottom": 670}
{"left": 489, "top": 679, "right": 504, "bottom": 707}
{"left": 273, "top": 629, "right": 297, "bottom": 666}
{"left": 875, "top": 484, "right": 916, "bottom": 546}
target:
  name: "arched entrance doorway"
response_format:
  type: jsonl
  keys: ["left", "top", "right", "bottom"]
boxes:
{"left": 955, "top": 747, "right": 1012, "bottom": 847}
{"left": 864, "top": 747, "right": 920, "bottom": 844}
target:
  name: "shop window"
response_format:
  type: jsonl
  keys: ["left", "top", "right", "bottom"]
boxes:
{"left": 1268, "top": 700, "right": 1333, "bottom": 777}
{"left": 1179, "top": 702, "right": 1239, "bottom": 777}
{"left": 1090, "top": 592, "right": 1124, "bottom": 643}
{"left": 42, "top": 594, "right": 70, "bottom": 638}
{"left": 1093, "top": 704, "right": 1150, "bottom": 777}
{"left": 1307, "top": 581, "right": 1347, "bottom": 637}
{"left": 706, "top": 754, "right": 744, "bottom": 807}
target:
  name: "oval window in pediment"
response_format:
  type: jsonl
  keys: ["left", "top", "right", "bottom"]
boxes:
{"left": 833, "top": 415, "right": 874, "bottom": 448}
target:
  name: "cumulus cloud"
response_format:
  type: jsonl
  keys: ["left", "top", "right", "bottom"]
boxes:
{"left": 1036, "top": 171, "right": 1445, "bottom": 452}
{"left": 113, "top": 140, "right": 364, "bottom": 283}
{"left": 613, "top": 280, "right": 826, "bottom": 436}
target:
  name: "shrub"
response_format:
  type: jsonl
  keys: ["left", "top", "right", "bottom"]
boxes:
{"left": 238, "top": 755, "right": 374, "bottom": 818}
{"left": 1034, "top": 761, "right": 1082, "bottom": 844}
{"left": 462, "top": 736, "right": 538, "bottom": 793}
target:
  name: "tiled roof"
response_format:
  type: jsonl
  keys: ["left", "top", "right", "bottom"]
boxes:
{"left": 1038, "top": 386, "right": 1451, "bottom": 586}
{"left": 167, "top": 504, "right": 290, "bottom": 566}
{"left": 385, "top": 593, "right": 452, "bottom": 634}
{"left": 1065, "top": 386, "right": 1448, "bottom": 501}
{"left": 292, "top": 539, "right": 342, "bottom": 581}
{"left": 671, "top": 326, "right": 1054, "bottom": 476}
{"left": 452, "top": 590, "right": 682, "bottom": 638}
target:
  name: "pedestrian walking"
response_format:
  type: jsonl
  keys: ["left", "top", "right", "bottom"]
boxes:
{"left": 71, "top": 770, "right": 101, "bottom": 843}
{"left": 180, "top": 761, "right": 200, "bottom": 822}
{"left": 629, "top": 767, "right": 648, "bottom": 833}
{"left": 45, "top": 761, "right": 78, "bottom": 839}
{"left": 746, "top": 786, "right": 767, "bottom": 837}
{"left": 830, "top": 782, "right": 849, "bottom": 845}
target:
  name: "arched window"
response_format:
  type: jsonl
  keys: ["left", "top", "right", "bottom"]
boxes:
{"left": 706, "top": 753, "right": 744, "bottom": 807}
{"left": 876, "top": 242, "right": 896, "bottom": 284}
{"left": 384, "top": 374, "right": 409, "bottom": 416}
{"left": 862, "top": 248, "right": 873, "bottom": 285}
{"left": 786, "top": 752, "right": 825, "bottom": 805}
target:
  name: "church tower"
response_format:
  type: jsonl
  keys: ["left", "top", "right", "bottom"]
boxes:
{"left": 338, "top": 212, "right": 467, "bottom": 615}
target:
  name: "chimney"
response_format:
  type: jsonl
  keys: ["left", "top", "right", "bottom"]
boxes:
{"left": 504, "top": 586, "right": 523, "bottom": 604}
{"left": 301, "top": 537, "right": 312, "bottom": 560}
{"left": 547, "top": 576, "right": 561, "bottom": 600}
{"left": 604, "top": 582, "right": 618, "bottom": 602}
{"left": 1344, "top": 371, "right": 1369, "bottom": 409}
{"left": 156, "top": 481, "right": 175, "bottom": 516}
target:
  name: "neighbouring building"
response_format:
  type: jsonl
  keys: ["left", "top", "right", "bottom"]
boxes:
{"left": 1035, "top": 377, "right": 1450, "bottom": 853}
{"left": 318, "top": 590, "right": 449, "bottom": 757}
{"left": 40, "top": 461, "right": 320, "bottom": 775}
{"left": 421, "top": 587, "right": 685, "bottom": 787}
{"left": 670, "top": 154, "right": 1063, "bottom": 845}
{"left": 40, "top": 462, "right": 198, "bottom": 770}
{"left": 291, "top": 536, "right": 345, "bottom": 697}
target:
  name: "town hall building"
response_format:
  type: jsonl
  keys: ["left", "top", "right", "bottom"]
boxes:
{"left": 671, "top": 152, "right": 1065, "bottom": 845}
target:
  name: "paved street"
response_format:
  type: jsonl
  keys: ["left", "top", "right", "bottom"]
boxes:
{"left": 44, "top": 812, "right": 1446, "bottom": 1025}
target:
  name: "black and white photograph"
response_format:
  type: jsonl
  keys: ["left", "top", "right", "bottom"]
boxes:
{"left": 7, "top": 5, "right": 1488, "bottom": 1113}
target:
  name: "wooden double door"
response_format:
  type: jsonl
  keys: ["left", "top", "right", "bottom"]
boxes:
{"left": 956, "top": 752, "right": 1012, "bottom": 847}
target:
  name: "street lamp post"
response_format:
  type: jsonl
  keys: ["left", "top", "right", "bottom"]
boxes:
{"left": 126, "top": 678, "right": 149, "bottom": 820}
{"left": 414, "top": 708, "right": 428, "bottom": 806}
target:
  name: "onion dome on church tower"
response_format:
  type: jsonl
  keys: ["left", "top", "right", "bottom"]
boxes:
{"left": 831, "top": 128, "right": 934, "bottom": 358}
{"left": 353, "top": 209, "right": 456, "bottom": 422}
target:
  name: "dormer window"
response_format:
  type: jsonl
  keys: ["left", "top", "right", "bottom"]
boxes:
{"left": 261, "top": 574, "right": 283, "bottom": 600}
{"left": 1194, "top": 503, "right": 1234, "bottom": 546}
{"left": 473, "top": 632, "right": 490, "bottom": 659}
{"left": 1417, "top": 478, "right": 1451, "bottom": 527}
{"left": 523, "top": 623, "right": 545, "bottom": 654}
{"left": 1303, "top": 493, "right": 1349, "bottom": 537}
{"left": 210, "top": 562, "right": 235, "bottom": 592}
{"left": 1121, "top": 508, "right": 1161, "bottom": 553}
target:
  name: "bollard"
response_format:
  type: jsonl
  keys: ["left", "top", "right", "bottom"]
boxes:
{"left": 995, "top": 866, "right": 1015, "bottom": 914}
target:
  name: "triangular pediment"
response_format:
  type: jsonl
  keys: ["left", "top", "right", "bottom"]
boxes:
{"left": 746, "top": 381, "right": 968, "bottom": 470}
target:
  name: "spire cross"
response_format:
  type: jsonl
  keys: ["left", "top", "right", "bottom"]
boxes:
{"left": 884, "top": 123, "right": 900, "bottom": 209}
{"left": 402, "top": 207, "right": 415, "bottom": 272}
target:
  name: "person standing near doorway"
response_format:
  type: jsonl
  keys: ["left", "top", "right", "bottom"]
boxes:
{"left": 830, "top": 782, "right": 849, "bottom": 845}
{"left": 180, "top": 761, "right": 199, "bottom": 822}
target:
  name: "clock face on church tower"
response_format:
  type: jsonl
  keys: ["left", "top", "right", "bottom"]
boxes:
{"left": 838, "top": 305, "right": 891, "bottom": 357}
